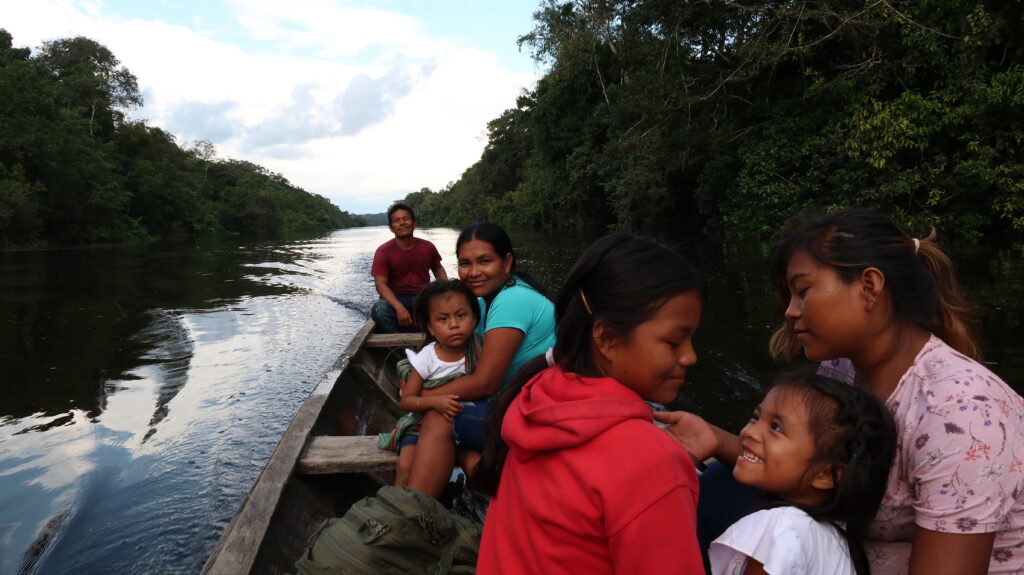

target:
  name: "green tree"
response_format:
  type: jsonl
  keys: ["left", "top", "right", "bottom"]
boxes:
{"left": 402, "top": 1, "right": 1024, "bottom": 241}
{"left": 35, "top": 36, "right": 142, "bottom": 138}
{"left": 0, "top": 30, "right": 362, "bottom": 247}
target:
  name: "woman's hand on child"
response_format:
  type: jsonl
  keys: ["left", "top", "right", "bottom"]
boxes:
{"left": 653, "top": 411, "right": 719, "bottom": 461}
{"left": 430, "top": 394, "right": 463, "bottom": 421}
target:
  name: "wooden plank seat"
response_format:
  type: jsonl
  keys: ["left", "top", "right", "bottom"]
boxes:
{"left": 298, "top": 435, "right": 398, "bottom": 474}
{"left": 364, "top": 333, "right": 424, "bottom": 348}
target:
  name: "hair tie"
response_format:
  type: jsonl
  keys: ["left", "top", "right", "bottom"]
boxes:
{"left": 544, "top": 347, "right": 555, "bottom": 366}
{"left": 912, "top": 238, "right": 920, "bottom": 254}
{"left": 579, "top": 288, "right": 594, "bottom": 315}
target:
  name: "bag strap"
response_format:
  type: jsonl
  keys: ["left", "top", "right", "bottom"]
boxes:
{"left": 463, "top": 333, "right": 483, "bottom": 374}
{"left": 435, "top": 542, "right": 457, "bottom": 575}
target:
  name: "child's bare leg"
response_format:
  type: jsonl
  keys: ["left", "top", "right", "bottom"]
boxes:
{"left": 396, "top": 445, "right": 415, "bottom": 487}
{"left": 457, "top": 449, "right": 482, "bottom": 479}
{"left": 406, "top": 411, "right": 456, "bottom": 498}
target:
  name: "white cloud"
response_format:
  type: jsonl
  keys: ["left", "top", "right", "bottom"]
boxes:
{"left": 225, "top": 0, "right": 429, "bottom": 58}
{"left": 1, "top": 0, "right": 538, "bottom": 213}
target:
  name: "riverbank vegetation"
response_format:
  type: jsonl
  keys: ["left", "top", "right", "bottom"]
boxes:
{"left": 401, "top": 1, "right": 1024, "bottom": 242}
{"left": 0, "top": 30, "right": 366, "bottom": 248}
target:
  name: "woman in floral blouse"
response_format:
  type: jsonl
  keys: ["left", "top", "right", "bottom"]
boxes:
{"left": 659, "top": 208, "right": 1024, "bottom": 574}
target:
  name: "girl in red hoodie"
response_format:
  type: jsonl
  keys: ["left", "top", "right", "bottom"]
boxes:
{"left": 474, "top": 234, "right": 705, "bottom": 575}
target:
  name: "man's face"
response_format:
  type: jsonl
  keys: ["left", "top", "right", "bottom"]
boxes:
{"left": 389, "top": 209, "right": 415, "bottom": 239}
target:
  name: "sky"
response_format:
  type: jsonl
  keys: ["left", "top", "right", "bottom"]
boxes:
{"left": 1, "top": 0, "right": 545, "bottom": 214}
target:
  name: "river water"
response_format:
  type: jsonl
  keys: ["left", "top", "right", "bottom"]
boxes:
{"left": 1, "top": 227, "right": 1021, "bottom": 574}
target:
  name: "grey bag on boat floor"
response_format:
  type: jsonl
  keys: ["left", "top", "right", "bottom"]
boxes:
{"left": 294, "top": 486, "right": 482, "bottom": 575}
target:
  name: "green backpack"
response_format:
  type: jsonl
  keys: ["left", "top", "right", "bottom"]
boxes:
{"left": 294, "top": 486, "right": 482, "bottom": 575}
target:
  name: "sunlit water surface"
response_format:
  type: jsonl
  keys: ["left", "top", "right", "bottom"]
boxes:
{"left": 0, "top": 227, "right": 1020, "bottom": 574}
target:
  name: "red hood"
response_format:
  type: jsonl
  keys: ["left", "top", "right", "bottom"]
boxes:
{"left": 502, "top": 367, "right": 654, "bottom": 461}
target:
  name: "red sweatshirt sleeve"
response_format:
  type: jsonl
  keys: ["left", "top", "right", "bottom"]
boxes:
{"left": 607, "top": 482, "right": 704, "bottom": 574}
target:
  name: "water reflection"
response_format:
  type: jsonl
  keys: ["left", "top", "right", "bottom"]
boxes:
{"left": 0, "top": 229, "right": 399, "bottom": 573}
{"left": 0, "top": 228, "right": 1020, "bottom": 574}
{"left": 0, "top": 242, "right": 311, "bottom": 421}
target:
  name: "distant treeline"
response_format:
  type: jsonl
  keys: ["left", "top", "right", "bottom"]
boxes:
{"left": 400, "top": 1, "right": 1024, "bottom": 242}
{"left": 359, "top": 213, "right": 388, "bottom": 225}
{"left": 0, "top": 30, "right": 367, "bottom": 248}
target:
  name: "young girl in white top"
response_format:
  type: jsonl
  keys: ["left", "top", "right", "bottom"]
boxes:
{"left": 377, "top": 279, "right": 482, "bottom": 486}
{"left": 710, "top": 372, "right": 896, "bottom": 575}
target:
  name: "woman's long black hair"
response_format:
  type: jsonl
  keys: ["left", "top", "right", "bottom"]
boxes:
{"left": 472, "top": 233, "right": 701, "bottom": 495}
{"left": 760, "top": 371, "right": 897, "bottom": 575}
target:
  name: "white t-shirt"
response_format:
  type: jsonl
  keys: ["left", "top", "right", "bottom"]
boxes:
{"left": 710, "top": 507, "right": 854, "bottom": 575}
{"left": 406, "top": 342, "right": 466, "bottom": 381}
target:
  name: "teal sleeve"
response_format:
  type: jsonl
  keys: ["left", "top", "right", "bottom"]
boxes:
{"left": 481, "top": 283, "right": 556, "bottom": 388}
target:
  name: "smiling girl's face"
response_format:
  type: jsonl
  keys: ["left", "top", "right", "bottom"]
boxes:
{"left": 733, "top": 385, "right": 835, "bottom": 506}
{"left": 594, "top": 290, "right": 701, "bottom": 405}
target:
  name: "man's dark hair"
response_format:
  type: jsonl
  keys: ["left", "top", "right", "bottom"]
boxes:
{"left": 387, "top": 202, "right": 415, "bottom": 223}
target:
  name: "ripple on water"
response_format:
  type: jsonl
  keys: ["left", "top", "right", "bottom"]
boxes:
{"left": 0, "top": 227, "right": 408, "bottom": 574}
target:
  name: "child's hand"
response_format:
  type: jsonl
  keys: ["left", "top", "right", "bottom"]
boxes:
{"left": 398, "top": 377, "right": 408, "bottom": 398}
{"left": 654, "top": 411, "right": 718, "bottom": 461}
{"left": 430, "top": 395, "right": 463, "bottom": 421}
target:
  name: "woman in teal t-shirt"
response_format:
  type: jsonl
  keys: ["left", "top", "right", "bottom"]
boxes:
{"left": 406, "top": 223, "right": 556, "bottom": 498}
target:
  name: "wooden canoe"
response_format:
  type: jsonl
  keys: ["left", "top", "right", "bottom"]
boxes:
{"left": 201, "top": 320, "right": 423, "bottom": 575}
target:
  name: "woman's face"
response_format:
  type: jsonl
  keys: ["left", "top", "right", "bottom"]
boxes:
{"left": 783, "top": 250, "right": 872, "bottom": 361}
{"left": 457, "top": 239, "right": 513, "bottom": 298}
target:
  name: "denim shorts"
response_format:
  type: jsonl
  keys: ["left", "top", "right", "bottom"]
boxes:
{"left": 398, "top": 434, "right": 418, "bottom": 449}
{"left": 451, "top": 399, "right": 494, "bottom": 451}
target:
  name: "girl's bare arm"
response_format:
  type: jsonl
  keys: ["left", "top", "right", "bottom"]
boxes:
{"left": 400, "top": 369, "right": 462, "bottom": 419}
{"left": 399, "top": 370, "right": 425, "bottom": 411}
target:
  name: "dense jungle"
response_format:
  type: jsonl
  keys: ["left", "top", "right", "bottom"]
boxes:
{"left": 400, "top": 1, "right": 1024, "bottom": 243}
{"left": 0, "top": 30, "right": 367, "bottom": 248}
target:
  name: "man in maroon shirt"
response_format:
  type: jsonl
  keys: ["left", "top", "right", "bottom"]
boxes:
{"left": 369, "top": 202, "right": 447, "bottom": 333}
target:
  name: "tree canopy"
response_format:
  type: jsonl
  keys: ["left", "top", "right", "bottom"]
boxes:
{"left": 400, "top": 1, "right": 1024, "bottom": 241}
{"left": 0, "top": 30, "right": 365, "bottom": 248}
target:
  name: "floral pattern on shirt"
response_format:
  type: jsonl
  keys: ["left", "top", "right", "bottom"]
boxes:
{"left": 820, "top": 335, "right": 1024, "bottom": 574}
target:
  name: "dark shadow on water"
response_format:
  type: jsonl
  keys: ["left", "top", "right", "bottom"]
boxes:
{"left": 137, "top": 310, "right": 194, "bottom": 442}
{"left": 18, "top": 508, "right": 71, "bottom": 575}
{"left": 0, "top": 237, "right": 321, "bottom": 421}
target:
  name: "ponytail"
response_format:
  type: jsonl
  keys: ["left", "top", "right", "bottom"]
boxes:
{"left": 472, "top": 355, "right": 548, "bottom": 496}
{"left": 915, "top": 231, "right": 982, "bottom": 360}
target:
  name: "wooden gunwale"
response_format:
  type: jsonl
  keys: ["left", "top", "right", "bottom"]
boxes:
{"left": 201, "top": 320, "right": 419, "bottom": 575}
